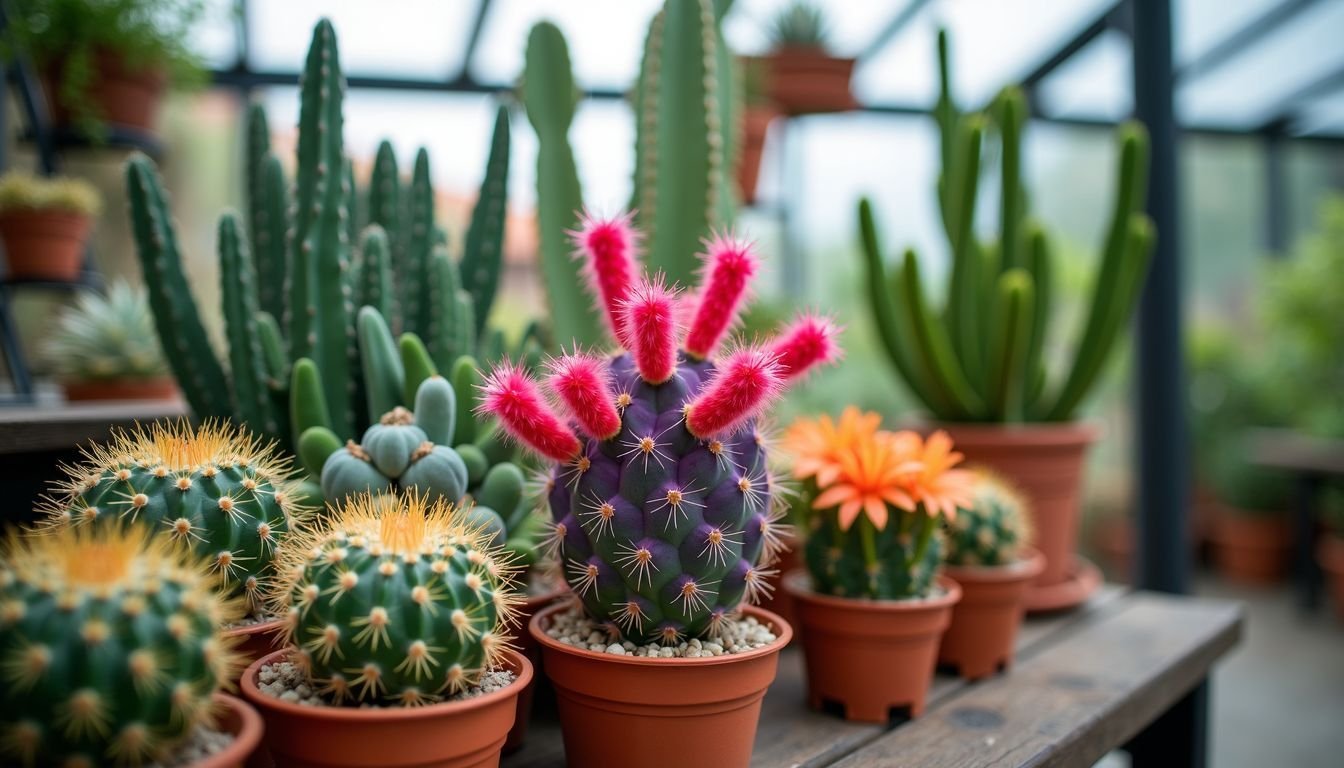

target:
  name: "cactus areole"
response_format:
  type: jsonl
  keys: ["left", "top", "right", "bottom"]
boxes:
{"left": 479, "top": 213, "right": 840, "bottom": 643}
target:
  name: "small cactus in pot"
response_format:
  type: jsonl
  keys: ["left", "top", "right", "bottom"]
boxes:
{"left": 43, "top": 279, "right": 176, "bottom": 401}
{"left": 944, "top": 470, "right": 1033, "bottom": 568}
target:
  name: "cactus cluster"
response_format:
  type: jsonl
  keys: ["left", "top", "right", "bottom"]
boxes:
{"left": 272, "top": 491, "right": 518, "bottom": 706}
{"left": 858, "top": 29, "right": 1154, "bottom": 423}
{"left": 41, "top": 421, "right": 304, "bottom": 614}
{"left": 0, "top": 526, "right": 241, "bottom": 767}
{"left": 522, "top": 0, "right": 739, "bottom": 347}
{"left": 43, "top": 279, "right": 168, "bottom": 383}
{"left": 943, "top": 470, "right": 1032, "bottom": 567}
{"left": 479, "top": 213, "right": 840, "bottom": 644}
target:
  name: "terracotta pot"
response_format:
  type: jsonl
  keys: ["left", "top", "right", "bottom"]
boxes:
{"left": 764, "top": 48, "right": 857, "bottom": 115}
{"left": 529, "top": 602, "right": 790, "bottom": 768}
{"left": 193, "top": 693, "right": 265, "bottom": 768}
{"left": 46, "top": 49, "right": 168, "bottom": 135}
{"left": 1211, "top": 510, "right": 1289, "bottom": 585}
{"left": 1317, "top": 536, "right": 1344, "bottom": 621}
{"left": 221, "top": 619, "right": 287, "bottom": 683}
{"left": 939, "top": 548, "right": 1045, "bottom": 680}
{"left": 503, "top": 583, "right": 568, "bottom": 754}
{"left": 786, "top": 572, "right": 960, "bottom": 723}
{"left": 240, "top": 648, "right": 531, "bottom": 768}
{"left": 62, "top": 376, "right": 178, "bottom": 402}
{"left": 0, "top": 210, "right": 91, "bottom": 281}
{"left": 737, "top": 106, "right": 776, "bottom": 204}
{"left": 757, "top": 535, "right": 800, "bottom": 638}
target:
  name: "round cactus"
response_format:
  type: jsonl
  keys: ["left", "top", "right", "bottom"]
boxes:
{"left": 0, "top": 526, "right": 241, "bottom": 767}
{"left": 478, "top": 213, "right": 840, "bottom": 643}
{"left": 42, "top": 420, "right": 305, "bottom": 614}
{"left": 944, "top": 470, "right": 1032, "bottom": 567}
{"left": 273, "top": 491, "right": 519, "bottom": 706}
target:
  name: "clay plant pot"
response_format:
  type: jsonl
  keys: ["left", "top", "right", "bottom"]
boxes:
{"left": 221, "top": 619, "right": 288, "bottom": 682}
{"left": 503, "top": 583, "right": 568, "bottom": 754}
{"left": 1211, "top": 509, "right": 1290, "bottom": 585}
{"left": 1317, "top": 536, "right": 1344, "bottom": 621}
{"left": 194, "top": 693, "right": 265, "bottom": 768}
{"left": 939, "top": 548, "right": 1045, "bottom": 680}
{"left": 764, "top": 47, "right": 857, "bottom": 115}
{"left": 240, "top": 648, "right": 531, "bottom": 768}
{"left": 62, "top": 376, "right": 178, "bottom": 402}
{"left": 45, "top": 49, "right": 168, "bottom": 136}
{"left": 0, "top": 210, "right": 91, "bottom": 281}
{"left": 785, "top": 572, "right": 961, "bottom": 723}
{"left": 529, "top": 602, "right": 790, "bottom": 768}
{"left": 737, "top": 106, "right": 776, "bottom": 204}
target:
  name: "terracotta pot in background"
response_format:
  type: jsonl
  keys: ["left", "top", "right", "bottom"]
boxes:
{"left": 0, "top": 210, "right": 91, "bottom": 281}
{"left": 222, "top": 619, "right": 287, "bottom": 681}
{"left": 764, "top": 47, "right": 857, "bottom": 115}
{"left": 1211, "top": 510, "right": 1290, "bottom": 585}
{"left": 503, "top": 583, "right": 568, "bottom": 754}
{"left": 939, "top": 548, "right": 1045, "bottom": 680}
{"left": 196, "top": 693, "right": 265, "bottom": 768}
{"left": 756, "top": 534, "right": 800, "bottom": 638}
{"left": 529, "top": 602, "right": 789, "bottom": 768}
{"left": 737, "top": 106, "right": 776, "bottom": 205}
{"left": 241, "top": 648, "right": 531, "bottom": 768}
{"left": 1317, "top": 536, "right": 1344, "bottom": 621}
{"left": 786, "top": 572, "right": 960, "bottom": 723}
{"left": 63, "top": 376, "right": 178, "bottom": 402}
{"left": 45, "top": 49, "right": 168, "bottom": 135}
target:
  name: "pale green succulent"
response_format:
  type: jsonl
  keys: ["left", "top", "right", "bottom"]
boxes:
{"left": 769, "top": 1, "right": 829, "bottom": 49}
{"left": 45, "top": 280, "right": 168, "bottom": 380}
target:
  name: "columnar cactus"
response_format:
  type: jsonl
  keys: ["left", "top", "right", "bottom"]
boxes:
{"left": 0, "top": 526, "right": 241, "bottom": 767}
{"left": 478, "top": 213, "right": 840, "bottom": 644}
{"left": 944, "top": 470, "right": 1032, "bottom": 567}
{"left": 42, "top": 421, "right": 304, "bottom": 614}
{"left": 273, "top": 491, "right": 518, "bottom": 706}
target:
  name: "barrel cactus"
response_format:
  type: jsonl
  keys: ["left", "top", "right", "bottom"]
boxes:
{"left": 944, "top": 470, "right": 1032, "bottom": 567}
{"left": 272, "top": 491, "right": 519, "bottom": 706}
{"left": 0, "top": 526, "right": 241, "bottom": 766}
{"left": 42, "top": 420, "right": 305, "bottom": 614}
{"left": 478, "top": 213, "right": 840, "bottom": 644}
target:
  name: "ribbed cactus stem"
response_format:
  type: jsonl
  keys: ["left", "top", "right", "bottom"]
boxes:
{"left": 621, "top": 276, "right": 680, "bottom": 384}
{"left": 219, "top": 212, "right": 280, "bottom": 437}
{"left": 684, "top": 234, "right": 757, "bottom": 359}
{"left": 684, "top": 346, "right": 783, "bottom": 438}
{"left": 461, "top": 105, "right": 510, "bottom": 336}
{"left": 477, "top": 364, "right": 581, "bottom": 462}
{"left": 546, "top": 354, "right": 621, "bottom": 440}
{"left": 572, "top": 211, "right": 640, "bottom": 344}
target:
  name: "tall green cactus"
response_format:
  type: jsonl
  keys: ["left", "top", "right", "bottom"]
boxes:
{"left": 857, "top": 28, "right": 1154, "bottom": 423}
{"left": 245, "top": 105, "right": 289, "bottom": 322}
{"left": 461, "top": 106, "right": 510, "bottom": 337}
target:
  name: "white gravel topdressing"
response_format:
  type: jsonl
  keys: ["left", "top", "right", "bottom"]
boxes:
{"left": 255, "top": 659, "right": 516, "bottom": 708}
{"left": 544, "top": 605, "right": 779, "bottom": 657}
{"left": 222, "top": 611, "right": 280, "bottom": 629}
{"left": 146, "top": 724, "right": 233, "bottom": 768}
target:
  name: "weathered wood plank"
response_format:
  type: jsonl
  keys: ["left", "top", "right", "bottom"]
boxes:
{"left": 831, "top": 593, "right": 1243, "bottom": 768}
{"left": 0, "top": 400, "right": 186, "bottom": 454}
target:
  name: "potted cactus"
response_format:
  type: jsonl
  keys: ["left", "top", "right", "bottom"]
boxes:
{"left": 477, "top": 213, "right": 839, "bottom": 767}
{"left": 238, "top": 490, "right": 531, "bottom": 767}
{"left": 763, "top": 1, "right": 857, "bottom": 115}
{"left": 857, "top": 29, "right": 1153, "bottom": 610}
{"left": 0, "top": 172, "right": 99, "bottom": 281}
{"left": 0, "top": 525, "right": 264, "bottom": 766}
{"left": 781, "top": 411, "right": 972, "bottom": 722}
{"left": 43, "top": 279, "right": 177, "bottom": 401}
{"left": 937, "top": 470, "right": 1045, "bottom": 679}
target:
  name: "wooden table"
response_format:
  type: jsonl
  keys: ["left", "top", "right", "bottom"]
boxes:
{"left": 504, "top": 587, "right": 1242, "bottom": 768}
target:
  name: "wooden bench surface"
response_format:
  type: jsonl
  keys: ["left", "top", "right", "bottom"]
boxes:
{"left": 503, "top": 587, "right": 1242, "bottom": 768}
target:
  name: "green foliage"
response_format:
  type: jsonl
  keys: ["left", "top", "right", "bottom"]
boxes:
{"left": 943, "top": 472, "right": 1030, "bottom": 566}
{"left": 768, "top": 0, "right": 828, "bottom": 49}
{"left": 44, "top": 279, "right": 167, "bottom": 381}
{"left": 802, "top": 487, "right": 944, "bottom": 600}
{"left": 0, "top": 172, "right": 100, "bottom": 215}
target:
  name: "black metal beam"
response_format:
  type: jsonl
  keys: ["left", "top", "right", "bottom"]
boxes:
{"left": 1177, "top": 0, "right": 1321, "bottom": 83}
{"left": 455, "top": 0, "right": 493, "bottom": 85}
{"left": 858, "top": 0, "right": 933, "bottom": 62}
{"left": 1018, "top": 1, "right": 1123, "bottom": 92}
{"left": 1264, "top": 120, "right": 1289, "bottom": 254}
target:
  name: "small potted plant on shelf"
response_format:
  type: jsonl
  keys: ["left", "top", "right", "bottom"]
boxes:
{"left": 763, "top": 0, "right": 857, "bottom": 115}
{"left": 239, "top": 490, "right": 532, "bottom": 767}
{"left": 0, "top": 172, "right": 99, "bottom": 281}
{"left": 0, "top": 525, "right": 264, "bottom": 767}
{"left": 43, "top": 279, "right": 177, "bottom": 401}
{"left": 737, "top": 55, "right": 777, "bottom": 205}
{"left": 937, "top": 470, "right": 1044, "bottom": 679}
{"left": 782, "top": 411, "right": 972, "bottom": 722}
{"left": 478, "top": 213, "right": 839, "bottom": 768}
{"left": 857, "top": 29, "right": 1153, "bottom": 611}
{"left": 7, "top": 0, "right": 208, "bottom": 139}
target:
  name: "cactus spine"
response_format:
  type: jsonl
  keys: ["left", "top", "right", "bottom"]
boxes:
{"left": 944, "top": 470, "right": 1032, "bottom": 567}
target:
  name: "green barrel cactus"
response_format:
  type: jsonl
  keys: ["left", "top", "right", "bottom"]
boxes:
{"left": 944, "top": 470, "right": 1032, "bottom": 567}
{"left": 273, "top": 491, "right": 518, "bottom": 705}
{"left": 0, "top": 526, "right": 241, "bottom": 766}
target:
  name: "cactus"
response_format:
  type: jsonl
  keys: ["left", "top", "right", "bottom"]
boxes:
{"left": 0, "top": 526, "right": 241, "bottom": 766}
{"left": 40, "top": 421, "right": 305, "bottom": 614}
{"left": 858, "top": 29, "right": 1154, "bottom": 423}
{"left": 272, "top": 491, "right": 519, "bottom": 706}
{"left": 768, "top": 1, "right": 829, "bottom": 49}
{"left": 42, "top": 279, "right": 169, "bottom": 383}
{"left": 477, "top": 213, "right": 840, "bottom": 643}
{"left": 943, "top": 470, "right": 1032, "bottom": 567}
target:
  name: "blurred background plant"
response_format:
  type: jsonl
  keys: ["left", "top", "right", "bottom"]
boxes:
{"left": 42, "top": 279, "right": 167, "bottom": 383}
{"left": 0, "top": 171, "right": 100, "bottom": 215}
{"left": 768, "top": 0, "right": 828, "bottom": 51}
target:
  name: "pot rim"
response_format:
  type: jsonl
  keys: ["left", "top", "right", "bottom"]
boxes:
{"left": 924, "top": 418, "right": 1103, "bottom": 445}
{"left": 783, "top": 571, "right": 962, "bottom": 611}
{"left": 239, "top": 646, "right": 532, "bottom": 723}
{"left": 193, "top": 693, "right": 263, "bottom": 768}
{"left": 220, "top": 615, "right": 287, "bottom": 639}
{"left": 528, "top": 601, "right": 792, "bottom": 668}
{"left": 942, "top": 547, "right": 1046, "bottom": 582}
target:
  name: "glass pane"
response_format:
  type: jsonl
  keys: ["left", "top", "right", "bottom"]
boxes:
{"left": 191, "top": 0, "right": 241, "bottom": 69}
{"left": 1036, "top": 30, "right": 1132, "bottom": 121}
{"left": 1175, "top": 0, "right": 1282, "bottom": 66}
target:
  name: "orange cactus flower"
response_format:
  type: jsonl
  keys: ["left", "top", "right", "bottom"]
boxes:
{"left": 782, "top": 407, "right": 881, "bottom": 487}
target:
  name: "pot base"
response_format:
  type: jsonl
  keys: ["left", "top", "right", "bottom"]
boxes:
{"left": 1023, "top": 555, "right": 1101, "bottom": 613}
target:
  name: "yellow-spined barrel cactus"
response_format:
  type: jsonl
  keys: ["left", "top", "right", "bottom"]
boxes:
{"left": 43, "top": 421, "right": 305, "bottom": 613}
{"left": 0, "top": 526, "right": 241, "bottom": 767}
{"left": 272, "top": 491, "right": 519, "bottom": 706}
{"left": 944, "top": 470, "right": 1032, "bottom": 567}
{"left": 478, "top": 213, "right": 840, "bottom": 644}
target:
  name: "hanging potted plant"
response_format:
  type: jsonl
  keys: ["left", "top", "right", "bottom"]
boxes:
{"left": 737, "top": 56, "right": 777, "bottom": 205}
{"left": 857, "top": 29, "right": 1152, "bottom": 611}
{"left": 763, "top": 1, "right": 856, "bottom": 115}
{"left": 0, "top": 172, "right": 99, "bottom": 281}
{"left": 938, "top": 470, "right": 1044, "bottom": 679}
{"left": 781, "top": 411, "right": 971, "bottom": 722}
{"left": 478, "top": 214, "right": 840, "bottom": 767}
{"left": 7, "top": 0, "right": 208, "bottom": 140}
{"left": 43, "top": 279, "right": 178, "bottom": 401}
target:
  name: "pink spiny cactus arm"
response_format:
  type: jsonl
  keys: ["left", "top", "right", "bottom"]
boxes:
{"left": 769, "top": 313, "right": 843, "bottom": 381}
{"left": 476, "top": 363, "right": 581, "bottom": 462}
{"left": 547, "top": 353, "right": 622, "bottom": 440}
{"left": 684, "top": 347, "right": 785, "bottom": 438}
{"left": 621, "top": 275, "right": 681, "bottom": 384}
{"left": 684, "top": 235, "right": 759, "bottom": 360}
{"left": 570, "top": 211, "right": 640, "bottom": 345}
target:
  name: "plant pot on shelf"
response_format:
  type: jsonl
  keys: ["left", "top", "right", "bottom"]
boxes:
{"left": 764, "top": 47, "right": 857, "bottom": 115}
{"left": 196, "top": 693, "right": 265, "bottom": 768}
{"left": 1317, "top": 536, "right": 1344, "bottom": 621}
{"left": 240, "top": 647, "right": 532, "bottom": 768}
{"left": 737, "top": 106, "right": 776, "bottom": 205}
{"left": 503, "top": 582, "right": 568, "bottom": 754}
{"left": 1211, "top": 509, "right": 1290, "bottom": 585}
{"left": 45, "top": 49, "right": 168, "bottom": 136}
{"left": 62, "top": 375, "right": 179, "bottom": 402}
{"left": 785, "top": 572, "right": 960, "bottom": 723}
{"left": 0, "top": 210, "right": 91, "bottom": 281}
{"left": 939, "top": 548, "right": 1045, "bottom": 680}
{"left": 528, "top": 602, "right": 790, "bottom": 768}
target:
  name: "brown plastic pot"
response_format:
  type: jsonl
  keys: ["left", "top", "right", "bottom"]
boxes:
{"left": 939, "top": 548, "right": 1045, "bottom": 680}
{"left": 1317, "top": 536, "right": 1344, "bottom": 621}
{"left": 192, "top": 693, "right": 265, "bottom": 768}
{"left": 1211, "top": 509, "right": 1290, "bottom": 585}
{"left": 786, "top": 572, "right": 960, "bottom": 722}
{"left": 62, "top": 376, "right": 178, "bottom": 402}
{"left": 764, "top": 47, "right": 857, "bottom": 115}
{"left": 737, "top": 106, "right": 776, "bottom": 204}
{"left": 45, "top": 49, "right": 167, "bottom": 135}
{"left": 529, "top": 602, "right": 790, "bottom": 768}
{"left": 503, "top": 583, "right": 568, "bottom": 754}
{"left": 222, "top": 618, "right": 287, "bottom": 681}
{"left": 241, "top": 648, "right": 530, "bottom": 768}
{"left": 0, "top": 210, "right": 91, "bottom": 281}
